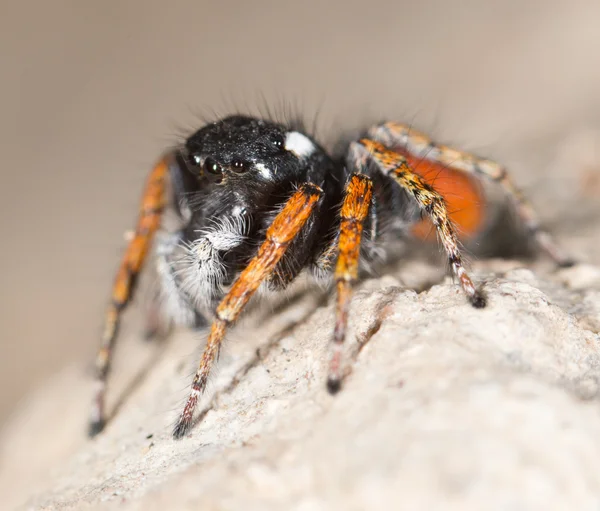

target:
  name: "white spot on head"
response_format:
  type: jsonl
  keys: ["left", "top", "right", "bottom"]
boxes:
{"left": 285, "top": 131, "right": 316, "bottom": 158}
{"left": 255, "top": 162, "right": 271, "bottom": 179}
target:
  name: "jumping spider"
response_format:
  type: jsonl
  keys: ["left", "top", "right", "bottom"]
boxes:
{"left": 90, "top": 115, "right": 573, "bottom": 439}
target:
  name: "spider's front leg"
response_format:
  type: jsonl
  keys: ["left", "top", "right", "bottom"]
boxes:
{"left": 352, "top": 140, "right": 487, "bottom": 308}
{"left": 90, "top": 155, "right": 170, "bottom": 436}
{"left": 172, "top": 183, "right": 323, "bottom": 439}
{"left": 327, "top": 174, "right": 373, "bottom": 392}
{"left": 369, "top": 122, "right": 574, "bottom": 267}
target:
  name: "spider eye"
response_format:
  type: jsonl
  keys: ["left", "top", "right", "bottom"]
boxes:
{"left": 188, "top": 153, "right": 201, "bottom": 167}
{"left": 272, "top": 134, "right": 285, "bottom": 152}
{"left": 203, "top": 157, "right": 222, "bottom": 175}
{"left": 231, "top": 159, "right": 248, "bottom": 174}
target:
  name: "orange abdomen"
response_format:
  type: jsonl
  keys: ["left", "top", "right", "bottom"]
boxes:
{"left": 399, "top": 150, "right": 486, "bottom": 241}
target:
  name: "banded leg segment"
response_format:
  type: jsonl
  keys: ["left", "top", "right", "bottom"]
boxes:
{"left": 172, "top": 183, "right": 323, "bottom": 439}
{"left": 353, "top": 139, "right": 486, "bottom": 308}
{"left": 90, "top": 156, "right": 169, "bottom": 436}
{"left": 327, "top": 174, "right": 373, "bottom": 392}
{"left": 369, "top": 122, "right": 573, "bottom": 266}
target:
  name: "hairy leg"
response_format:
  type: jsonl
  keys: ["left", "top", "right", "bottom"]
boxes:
{"left": 351, "top": 140, "right": 486, "bottom": 308}
{"left": 172, "top": 183, "right": 323, "bottom": 439}
{"left": 90, "top": 155, "right": 170, "bottom": 436}
{"left": 327, "top": 174, "right": 373, "bottom": 393}
{"left": 368, "top": 122, "right": 573, "bottom": 266}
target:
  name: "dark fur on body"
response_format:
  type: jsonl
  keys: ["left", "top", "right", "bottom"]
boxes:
{"left": 163, "top": 115, "right": 420, "bottom": 321}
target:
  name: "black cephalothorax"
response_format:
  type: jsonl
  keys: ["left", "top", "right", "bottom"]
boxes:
{"left": 165, "top": 116, "right": 421, "bottom": 316}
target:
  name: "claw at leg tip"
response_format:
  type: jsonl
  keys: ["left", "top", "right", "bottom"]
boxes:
{"left": 470, "top": 292, "right": 487, "bottom": 309}
{"left": 88, "top": 419, "right": 105, "bottom": 438}
{"left": 326, "top": 377, "right": 342, "bottom": 395}
{"left": 172, "top": 419, "right": 191, "bottom": 440}
{"left": 558, "top": 258, "right": 576, "bottom": 269}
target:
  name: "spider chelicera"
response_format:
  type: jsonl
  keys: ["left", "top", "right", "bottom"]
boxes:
{"left": 90, "top": 115, "right": 573, "bottom": 439}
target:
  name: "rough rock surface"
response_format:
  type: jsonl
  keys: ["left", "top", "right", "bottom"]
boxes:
{"left": 2, "top": 257, "right": 600, "bottom": 510}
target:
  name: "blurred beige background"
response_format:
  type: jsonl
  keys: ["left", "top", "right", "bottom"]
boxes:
{"left": 2, "top": 0, "right": 600, "bottom": 425}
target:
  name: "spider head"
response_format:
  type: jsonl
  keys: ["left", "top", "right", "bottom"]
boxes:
{"left": 183, "top": 115, "right": 322, "bottom": 188}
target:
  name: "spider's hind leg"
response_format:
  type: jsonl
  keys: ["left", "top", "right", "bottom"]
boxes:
{"left": 369, "top": 122, "right": 574, "bottom": 267}
{"left": 350, "top": 139, "right": 486, "bottom": 308}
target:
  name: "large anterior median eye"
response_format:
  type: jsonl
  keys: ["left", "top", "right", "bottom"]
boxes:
{"left": 203, "top": 157, "right": 222, "bottom": 175}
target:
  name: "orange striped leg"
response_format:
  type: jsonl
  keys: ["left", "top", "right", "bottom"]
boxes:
{"left": 369, "top": 122, "right": 574, "bottom": 267}
{"left": 172, "top": 183, "right": 323, "bottom": 439}
{"left": 355, "top": 139, "right": 486, "bottom": 308}
{"left": 327, "top": 174, "right": 373, "bottom": 393}
{"left": 89, "top": 156, "right": 169, "bottom": 436}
